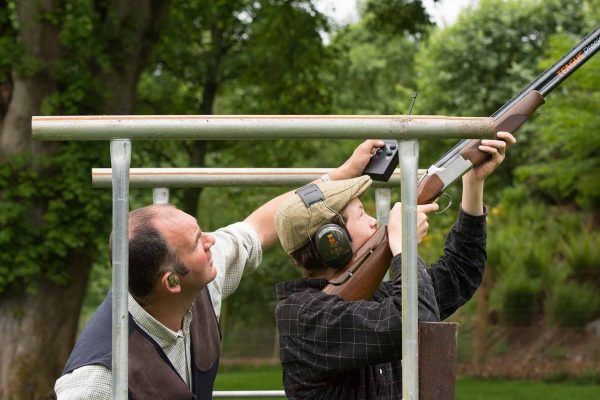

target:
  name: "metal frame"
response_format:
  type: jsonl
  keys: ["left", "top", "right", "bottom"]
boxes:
{"left": 33, "top": 114, "right": 495, "bottom": 400}
{"left": 91, "top": 167, "right": 426, "bottom": 188}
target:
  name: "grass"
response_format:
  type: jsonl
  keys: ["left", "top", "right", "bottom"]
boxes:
{"left": 214, "top": 365, "right": 600, "bottom": 399}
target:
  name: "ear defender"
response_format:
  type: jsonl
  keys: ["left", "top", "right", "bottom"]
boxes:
{"left": 314, "top": 224, "right": 353, "bottom": 270}
{"left": 167, "top": 274, "right": 179, "bottom": 288}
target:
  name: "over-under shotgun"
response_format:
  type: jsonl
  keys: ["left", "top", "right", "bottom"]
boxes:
{"left": 417, "top": 26, "right": 600, "bottom": 204}
{"left": 324, "top": 27, "right": 600, "bottom": 301}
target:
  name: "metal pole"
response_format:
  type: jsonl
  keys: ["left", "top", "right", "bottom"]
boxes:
{"left": 110, "top": 139, "right": 131, "bottom": 400}
{"left": 213, "top": 391, "right": 286, "bottom": 398}
{"left": 153, "top": 187, "right": 170, "bottom": 204}
{"left": 375, "top": 188, "right": 393, "bottom": 281}
{"left": 91, "top": 168, "right": 426, "bottom": 188}
{"left": 399, "top": 140, "right": 419, "bottom": 400}
{"left": 32, "top": 115, "right": 495, "bottom": 141}
{"left": 375, "top": 188, "right": 392, "bottom": 225}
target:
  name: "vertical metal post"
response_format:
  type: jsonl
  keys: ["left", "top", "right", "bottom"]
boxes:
{"left": 110, "top": 139, "right": 131, "bottom": 400}
{"left": 375, "top": 188, "right": 393, "bottom": 281}
{"left": 153, "top": 187, "right": 170, "bottom": 204}
{"left": 375, "top": 188, "right": 392, "bottom": 226}
{"left": 399, "top": 140, "right": 419, "bottom": 400}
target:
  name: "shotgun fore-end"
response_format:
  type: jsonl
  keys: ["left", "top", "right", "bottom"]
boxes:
{"left": 460, "top": 90, "right": 545, "bottom": 165}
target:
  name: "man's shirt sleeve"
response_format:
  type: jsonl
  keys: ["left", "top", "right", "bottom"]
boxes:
{"left": 427, "top": 207, "right": 487, "bottom": 320}
{"left": 207, "top": 221, "right": 263, "bottom": 319}
{"left": 55, "top": 365, "right": 111, "bottom": 400}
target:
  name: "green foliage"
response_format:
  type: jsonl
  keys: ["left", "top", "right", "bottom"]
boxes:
{"left": 547, "top": 283, "right": 600, "bottom": 328}
{"left": 496, "top": 273, "right": 542, "bottom": 326}
{"left": 485, "top": 200, "right": 586, "bottom": 325}
{"left": 0, "top": 144, "right": 111, "bottom": 292}
{"left": 515, "top": 30, "right": 600, "bottom": 209}
{"left": 561, "top": 229, "right": 600, "bottom": 287}
{"left": 327, "top": 21, "right": 419, "bottom": 115}
{"left": 414, "top": 0, "right": 589, "bottom": 185}
{"left": 362, "top": 0, "right": 434, "bottom": 37}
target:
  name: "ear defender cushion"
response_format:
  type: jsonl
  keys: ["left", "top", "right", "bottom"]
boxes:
{"left": 314, "top": 224, "right": 353, "bottom": 269}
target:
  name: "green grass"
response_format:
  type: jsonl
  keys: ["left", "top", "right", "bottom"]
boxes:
{"left": 214, "top": 366, "right": 600, "bottom": 399}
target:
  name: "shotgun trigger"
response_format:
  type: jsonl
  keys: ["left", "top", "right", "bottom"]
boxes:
{"left": 434, "top": 193, "right": 453, "bottom": 215}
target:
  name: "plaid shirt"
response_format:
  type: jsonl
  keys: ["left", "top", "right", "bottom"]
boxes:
{"left": 275, "top": 208, "right": 486, "bottom": 400}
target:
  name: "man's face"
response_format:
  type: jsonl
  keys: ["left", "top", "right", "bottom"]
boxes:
{"left": 154, "top": 207, "right": 216, "bottom": 291}
{"left": 342, "top": 198, "right": 378, "bottom": 253}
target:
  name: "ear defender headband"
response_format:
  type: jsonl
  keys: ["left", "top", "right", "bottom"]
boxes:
{"left": 295, "top": 184, "right": 353, "bottom": 270}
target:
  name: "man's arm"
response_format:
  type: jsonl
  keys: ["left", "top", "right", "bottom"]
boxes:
{"left": 461, "top": 131, "right": 516, "bottom": 215}
{"left": 55, "top": 365, "right": 112, "bottom": 400}
{"left": 244, "top": 140, "right": 384, "bottom": 249}
{"left": 429, "top": 131, "right": 516, "bottom": 320}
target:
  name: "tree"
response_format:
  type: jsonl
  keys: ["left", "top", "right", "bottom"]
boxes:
{"left": 515, "top": 28, "right": 600, "bottom": 209}
{"left": 137, "top": 0, "right": 333, "bottom": 218}
{"left": 413, "top": 0, "right": 592, "bottom": 371}
{"left": 0, "top": 1, "right": 170, "bottom": 398}
{"left": 415, "top": 0, "right": 588, "bottom": 194}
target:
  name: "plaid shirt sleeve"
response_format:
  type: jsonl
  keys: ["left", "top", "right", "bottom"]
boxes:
{"left": 282, "top": 255, "right": 440, "bottom": 373}
{"left": 427, "top": 207, "right": 487, "bottom": 320}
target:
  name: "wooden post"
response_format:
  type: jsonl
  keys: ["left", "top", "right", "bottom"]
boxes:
{"left": 419, "top": 322, "right": 458, "bottom": 400}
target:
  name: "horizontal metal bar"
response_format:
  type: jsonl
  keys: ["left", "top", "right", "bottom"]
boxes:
{"left": 32, "top": 115, "right": 495, "bottom": 141}
{"left": 91, "top": 168, "right": 427, "bottom": 188}
{"left": 212, "top": 391, "right": 286, "bottom": 398}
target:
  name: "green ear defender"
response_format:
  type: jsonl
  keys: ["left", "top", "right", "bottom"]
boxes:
{"left": 314, "top": 224, "right": 353, "bottom": 270}
{"left": 167, "top": 274, "right": 179, "bottom": 287}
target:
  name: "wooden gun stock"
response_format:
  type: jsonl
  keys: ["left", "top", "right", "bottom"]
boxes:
{"left": 322, "top": 225, "right": 393, "bottom": 301}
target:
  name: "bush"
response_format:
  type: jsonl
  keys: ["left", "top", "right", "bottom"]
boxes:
{"left": 562, "top": 230, "right": 600, "bottom": 288}
{"left": 497, "top": 276, "right": 541, "bottom": 326}
{"left": 547, "top": 283, "right": 600, "bottom": 328}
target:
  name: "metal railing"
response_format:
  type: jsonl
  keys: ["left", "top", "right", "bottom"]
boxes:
{"left": 91, "top": 167, "right": 425, "bottom": 188}
{"left": 33, "top": 114, "right": 495, "bottom": 400}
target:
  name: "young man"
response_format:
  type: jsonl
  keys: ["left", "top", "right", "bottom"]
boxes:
{"left": 54, "top": 140, "right": 385, "bottom": 400}
{"left": 274, "top": 132, "right": 516, "bottom": 400}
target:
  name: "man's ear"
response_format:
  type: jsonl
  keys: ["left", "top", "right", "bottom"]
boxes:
{"left": 161, "top": 272, "right": 181, "bottom": 294}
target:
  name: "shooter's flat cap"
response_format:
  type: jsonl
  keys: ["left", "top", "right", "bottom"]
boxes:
{"left": 275, "top": 175, "right": 372, "bottom": 253}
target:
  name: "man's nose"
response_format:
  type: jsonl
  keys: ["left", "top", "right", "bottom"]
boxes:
{"left": 370, "top": 216, "right": 378, "bottom": 228}
{"left": 204, "top": 233, "right": 216, "bottom": 247}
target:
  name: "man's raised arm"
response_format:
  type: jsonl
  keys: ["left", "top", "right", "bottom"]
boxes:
{"left": 244, "top": 140, "right": 384, "bottom": 249}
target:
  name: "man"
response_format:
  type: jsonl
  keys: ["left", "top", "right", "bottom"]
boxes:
{"left": 274, "top": 132, "right": 516, "bottom": 399}
{"left": 54, "top": 140, "right": 385, "bottom": 400}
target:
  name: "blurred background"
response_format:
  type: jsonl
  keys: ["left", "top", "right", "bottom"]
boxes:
{"left": 0, "top": 0, "right": 598, "bottom": 398}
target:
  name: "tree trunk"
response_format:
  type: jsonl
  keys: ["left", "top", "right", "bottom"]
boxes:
{"left": 0, "top": 253, "right": 92, "bottom": 399}
{"left": 181, "top": 29, "right": 223, "bottom": 216}
{"left": 474, "top": 267, "right": 493, "bottom": 374}
{"left": 0, "top": 1, "right": 171, "bottom": 398}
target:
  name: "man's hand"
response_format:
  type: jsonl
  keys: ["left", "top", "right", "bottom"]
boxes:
{"left": 387, "top": 203, "right": 439, "bottom": 256}
{"left": 329, "top": 140, "right": 385, "bottom": 180}
{"left": 465, "top": 131, "right": 516, "bottom": 183}
{"left": 461, "top": 131, "right": 516, "bottom": 216}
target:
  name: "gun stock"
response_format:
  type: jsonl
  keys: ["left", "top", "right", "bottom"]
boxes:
{"left": 322, "top": 225, "right": 393, "bottom": 301}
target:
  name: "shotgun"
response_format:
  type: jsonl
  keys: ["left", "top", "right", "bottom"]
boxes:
{"left": 417, "top": 26, "right": 600, "bottom": 204}
{"left": 322, "top": 27, "right": 600, "bottom": 301}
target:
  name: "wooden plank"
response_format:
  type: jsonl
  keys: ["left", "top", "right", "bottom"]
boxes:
{"left": 419, "top": 322, "right": 458, "bottom": 400}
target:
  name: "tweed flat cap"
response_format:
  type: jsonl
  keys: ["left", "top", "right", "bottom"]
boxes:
{"left": 275, "top": 175, "right": 372, "bottom": 253}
